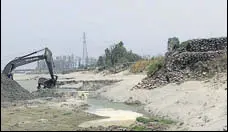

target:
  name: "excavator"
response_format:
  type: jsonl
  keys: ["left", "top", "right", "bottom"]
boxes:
{"left": 2, "top": 47, "right": 58, "bottom": 89}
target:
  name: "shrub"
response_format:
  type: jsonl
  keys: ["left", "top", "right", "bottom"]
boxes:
{"left": 136, "top": 117, "right": 152, "bottom": 124}
{"left": 130, "top": 60, "right": 151, "bottom": 73}
{"left": 130, "top": 56, "right": 165, "bottom": 74}
{"left": 136, "top": 116, "right": 176, "bottom": 125}
{"left": 147, "top": 56, "right": 165, "bottom": 76}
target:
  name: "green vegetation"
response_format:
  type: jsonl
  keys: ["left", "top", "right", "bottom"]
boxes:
{"left": 159, "top": 118, "right": 176, "bottom": 124}
{"left": 123, "top": 116, "right": 177, "bottom": 131}
{"left": 130, "top": 60, "right": 151, "bottom": 73}
{"left": 62, "top": 112, "right": 72, "bottom": 116}
{"left": 147, "top": 56, "right": 165, "bottom": 77}
{"left": 97, "top": 41, "right": 167, "bottom": 74}
{"left": 136, "top": 116, "right": 176, "bottom": 125}
{"left": 136, "top": 116, "right": 154, "bottom": 124}
{"left": 132, "top": 125, "right": 150, "bottom": 131}
{"left": 97, "top": 41, "right": 141, "bottom": 68}
{"left": 130, "top": 55, "right": 165, "bottom": 76}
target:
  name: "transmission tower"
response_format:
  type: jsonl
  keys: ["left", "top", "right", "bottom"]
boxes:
{"left": 82, "top": 32, "right": 88, "bottom": 68}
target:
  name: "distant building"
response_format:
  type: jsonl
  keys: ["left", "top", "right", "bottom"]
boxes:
{"left": 36, "top": 55, "right": 97, "bottom": 72}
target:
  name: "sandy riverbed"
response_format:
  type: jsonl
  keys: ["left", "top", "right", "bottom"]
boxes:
{"left": 3, "top": 71, "right": 146, "bottom": 130}
{"left": 1, "top": 97, "right": 104, "bottom": 131}
{"left": 12, "top": 70, "right": 227, "bottom": 131}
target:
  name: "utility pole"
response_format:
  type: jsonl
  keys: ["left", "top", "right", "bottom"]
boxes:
{"left": 82, "top": 32, "right": 88, "bottom": 68}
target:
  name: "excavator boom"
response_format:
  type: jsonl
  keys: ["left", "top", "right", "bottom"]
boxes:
{"left": 2, "top": 48, "right": 58, "bottom": 89}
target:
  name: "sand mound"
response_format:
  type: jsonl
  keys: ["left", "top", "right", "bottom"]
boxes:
{"left": 1, "top": 74, "right": 34, "bottom": 102}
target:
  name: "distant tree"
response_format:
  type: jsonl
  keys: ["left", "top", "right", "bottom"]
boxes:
{"left": 97, "top": 41, "right": 142, "bottom": 68}
{"left": 110, "top": 42, "right": 127, "bottom": 65}
{"left": 97, "top": 56, "right": 105, "bottom": 66}
{"left": 105, "top": 48, "right": 112, "bottom": 66}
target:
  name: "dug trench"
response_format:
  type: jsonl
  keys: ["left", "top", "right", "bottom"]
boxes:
{"left": 1, "top": 74, "right": 176, "bottom": 131}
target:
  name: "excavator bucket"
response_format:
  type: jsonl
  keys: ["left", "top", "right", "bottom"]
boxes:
{"left": 37, "top": 75, "right": 58, "bottom": 89}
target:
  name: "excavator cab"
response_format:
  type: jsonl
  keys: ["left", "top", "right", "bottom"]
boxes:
{"left": 2, "top": 48, "right": 58, "bottom": 89}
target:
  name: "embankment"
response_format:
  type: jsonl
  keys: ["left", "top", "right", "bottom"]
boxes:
{"left": 96, "top": 37, "right": 227, "bottom": 131}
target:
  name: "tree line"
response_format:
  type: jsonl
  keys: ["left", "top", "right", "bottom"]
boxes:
{"left": 97, "top": 41, "right": 141, "bottom": 68}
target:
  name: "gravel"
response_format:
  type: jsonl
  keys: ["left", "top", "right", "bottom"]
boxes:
{"left": 1, "top": 74, "right": 34, "bottom": 102}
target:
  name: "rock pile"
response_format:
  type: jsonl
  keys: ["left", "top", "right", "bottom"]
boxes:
{"left": 166, "top": 50, "right": 226, "bottom": 71}
{"left": 133, "top": 37, "right": 227, "bottom": 90}
{"left": 176, "top": 37, "right": 227, "bottom": 52}
{"left": 1, "top": 74, "right": 34, "bottom": 102}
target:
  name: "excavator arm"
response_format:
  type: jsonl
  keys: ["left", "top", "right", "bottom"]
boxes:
{"left": 2, "top": 48, "right": 58, "bottom": 89}
{"left": 2, "top": 55, "right": 45, "bottom": 76}
{"left": 44, "top": 48, "right": 55, "bottom": 80}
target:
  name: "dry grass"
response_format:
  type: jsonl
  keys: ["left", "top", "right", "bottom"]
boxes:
{"left": 130, "top": 56, "right": 165, "bottom": 76}
{"left": 130, "top": 60, "right": 151, "bottom": 73}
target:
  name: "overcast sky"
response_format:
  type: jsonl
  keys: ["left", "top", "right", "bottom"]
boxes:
{"left": 1, "top": 0, "right": 227, "bottom": 69}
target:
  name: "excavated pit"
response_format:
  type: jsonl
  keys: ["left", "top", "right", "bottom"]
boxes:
{"left": 1, "top": 73, "right": 123, "bottom": 108}
{"left": 57, "top": 79, "right": 122, "bottom": 91}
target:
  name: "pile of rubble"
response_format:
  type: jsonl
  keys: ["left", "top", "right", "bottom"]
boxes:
{"left": 133, "top": 37, "right": 227, "bottom": 90}
{"left": 1, "top": 74, "right": 34, "bottom": 102}
{"left": 176, "top": 37, "right": 227, "bottom": 52}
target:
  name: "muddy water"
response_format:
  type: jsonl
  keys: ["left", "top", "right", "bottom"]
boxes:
{"left": 80, "top": 98, "right": 144, "bottom": 127}
{"left": 87, "top": 98, "right": 142, "bottom": 112}
{"left": 16, "top": 78, "right": 144, "bottom": 127}
{"left": 16, "top": 79, "right": 38, "bottom": 92}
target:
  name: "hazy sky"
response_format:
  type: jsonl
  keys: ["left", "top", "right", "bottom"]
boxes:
{"left": 1, "top": 0, "right": 227, "bottom": 69}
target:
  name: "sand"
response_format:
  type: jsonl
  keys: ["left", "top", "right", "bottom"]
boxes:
{"left": 79, "top": 108, "right": 143, "bottom": 127}
{"left": 97, "top": 72, "right": 227, "bottom": 131}
{"left": 12, "top": 70, "right": 227, "bottom": 131}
